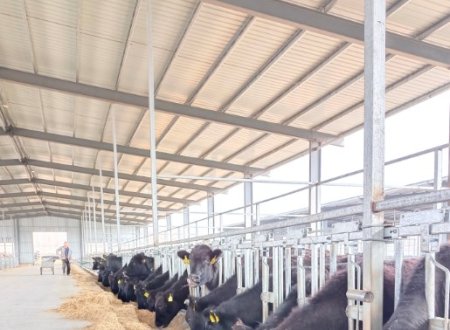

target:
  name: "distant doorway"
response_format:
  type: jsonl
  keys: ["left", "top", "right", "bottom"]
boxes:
{"left": 32, "top": 232, "right": 67, "bottom": 256}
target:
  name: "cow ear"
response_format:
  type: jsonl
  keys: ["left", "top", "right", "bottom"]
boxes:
{"left": 210, "top": 249, "right": 222, "bottom": 265}
{"left": 177, "top": 250, "right": 190, "bottom": 264}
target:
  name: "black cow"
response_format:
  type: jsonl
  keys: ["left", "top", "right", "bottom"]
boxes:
{"left": 109, "top": 264, "right": 127, "bottom": 295}
{"left": 205, "top": 281, "right": 264, "bottom": 330}
{"left": 177, "top": 245, "right": 222, "bottom": 290}
{"left": 147, "top": 274, "right": 180, "bottom": 312}
{"left": 101, "top": 254, "right": 123, "bottom": 287}
{"left": 136, "top": 270, "right": 171, "bottom": 309}
{"left": 93, "top": 256, "right": 105, "bottom": 271}
{"left": 155, "top": 270, "right": 190, "bottom": 327}
{"left": 274, "top": 260, "right": 418, "bottom": 330}
{"left": 186, "top": 275, "right": 238, "bottom": 330}
{"left": 125, "top": 252, "right": 155, "bottom": 277}
{"left": 384, "top": 245, "right": 450, "bottom": 330}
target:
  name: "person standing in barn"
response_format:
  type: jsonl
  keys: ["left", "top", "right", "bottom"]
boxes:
{"left": 56, "top": 241, "right": 72, "bottom": 275}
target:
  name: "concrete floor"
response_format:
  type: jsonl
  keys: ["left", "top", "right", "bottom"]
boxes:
{"left": 0, "top": 264, "right": 89, "bottom": 330}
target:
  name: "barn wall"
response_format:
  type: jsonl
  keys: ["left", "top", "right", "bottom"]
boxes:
{"left": 0, "top": 219, "right": 18, "bottom": 267}
{"left": 18, "top": 216, "right": 81, "bottom": 264}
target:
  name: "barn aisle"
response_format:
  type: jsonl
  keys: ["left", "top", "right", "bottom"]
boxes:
{"left": 0, "top": 264, "right": 89, "bottom": 330}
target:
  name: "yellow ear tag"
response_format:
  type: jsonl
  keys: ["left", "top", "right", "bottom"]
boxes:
{"left": 209, "top": 311, "right": 220, "bottom": 324}
{"left": 167, "top": 293, "right": 173, "bottom": 302}
{"left": 183, "top": 255, "right": 190, "bottom": 265}
{"left": 210, "top": 256, "right": 217, "bottom": 265}
{"left": 144, "top": 291, "right": 150, "bottom": 298}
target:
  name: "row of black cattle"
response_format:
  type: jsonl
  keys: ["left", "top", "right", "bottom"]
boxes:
{"left": 93, "top": 244, "right": 450, "bottom": 329}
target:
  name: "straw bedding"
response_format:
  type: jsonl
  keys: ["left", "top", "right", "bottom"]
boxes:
{"left": 56, "top": 264, "right": 190, "bottom": 330}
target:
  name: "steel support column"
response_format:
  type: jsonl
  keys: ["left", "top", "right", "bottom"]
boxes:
{"left": 309, "top": 142, "right": 322, "bottom": 234}
{"left": 91, "top": 188, "right": 98, "bottom": 255}
{"left": 207, "top": 193, "right": 215, "bottom": 234}
{"left": 167, "top": 215, "right": 172, "bottom": 242}
{"left": 87, "top": 202, "right": 93, "bottom": 256}
{"left": 244, "top": 174, "right": 254, "bottom": 230}
{"left": 183, "top": 206, "right": 190, "bottom": 239}
{"left": 111, "top": 108, "right": 121, "bottom": 251}
{"left": 147, "top": 0, "right": 159, "bottom": 246}
{"left": 99, "top": 168, "right": 106, "bottom": 253}
{"left": 362, "top": 0, "right": 386, "bottom": 328}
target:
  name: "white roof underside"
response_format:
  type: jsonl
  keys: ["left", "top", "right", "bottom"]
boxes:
{"left": 0, "top": 0, "right": 449, "bottom": 225}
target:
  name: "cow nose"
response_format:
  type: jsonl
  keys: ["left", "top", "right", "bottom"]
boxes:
{"left": 190, "top": 274, "right": 200, "bottom": 282}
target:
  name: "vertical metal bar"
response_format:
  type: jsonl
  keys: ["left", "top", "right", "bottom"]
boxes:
{"left": 262, "top": 256, "right": 270, "bottom": 322}
{"left": 111, "top": 108, "right": 121, "bottom": 252}
{"left": 147, "top": 0, "right": 159, "bottom": 246}
{"left": 183, "top": 206, "right": 190, "bottom": 239}
{"left": 91, "top": 189, "right": 98, "bottom": 254}
{"left": 167, "top": 215, "right": 172, "bottom": 243}
{"left": 297, "top": 252, "right": 306, "bottom": 307}
{"left": 254, "top": 248, "right": 260, "bottom": 284}
{"left": 80, "top": 214, "right": 85, "bottom": 260}
{"left": 394, "top": 239, "right": 403, "bottom": 309}
{"left": 433, "top": 150, "right": 446, "bottom": 244}
{"left": 207, "top": 193, "right": 215, "bottom": 234}
{"left": 87, "top": 202, "right": 92, "bottom": 255}
{"left": 244, "top": 174, "right": 253, "bottom": 240}
{"left": 311, "top": 244, "right": 318, "bottom": 295}
{"left": 285, "top": 247, "right": 292, "bottom": 296}
{"left": 330, "top": 243, "right": 337, "bottom": 275}
{"left": 14, "top": 217, "right": 20, "bottom": 265}
{"left": 425, "top": 253, "right": 436, "bottom": 319}
{"left": 363, "top": 0, "right": 386, "bottom": 328}
{"left": 319, "top": 244, "right": 326, "bottom": 289}
{"left": 309, "top": 142, "right": 322, "bottom": 235}
{"left": 272, "top": 246, "right": 279, "bottom": 309}
{"left": 237, "top": 255, "right": 243, "bottom": 292}
{"left": 99, "top": 167, "right": 106, "bottom": 253}
{"left": 347, "top": 253, "right": 356, "bottom": 330}
{"left": 278, "top": 246, "right": 284, "bottom": 305}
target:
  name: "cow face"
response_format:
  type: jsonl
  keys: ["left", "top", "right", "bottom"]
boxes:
{"left": 155, "top": 291, "right": 187, "bottom": 328}
{"left": 177, "top": 245, "right": 222, "bottom": 287}
{"left": 126, "top": 253, "right": 153, "bottom": 277}
{"left": 135, "top": 283, "right": 151, "bottom": 309}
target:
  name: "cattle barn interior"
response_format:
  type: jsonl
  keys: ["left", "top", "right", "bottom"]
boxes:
{"left": 0, "top": 0, "right": 450, "bottom": 329}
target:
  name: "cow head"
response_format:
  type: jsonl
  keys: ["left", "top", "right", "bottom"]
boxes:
{"left": 186, "top": 297, "right": 209, "bottom": 330}
{"left": 155, "top": 290, "right": 188, "bottom": 328}
{"left": 177, "top": 245, "right": 222, "bottom": 287}
{"left": 204, "top": 310, "right": 237, "bottom": 330}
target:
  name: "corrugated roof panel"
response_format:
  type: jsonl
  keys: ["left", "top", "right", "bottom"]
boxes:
{"left": 122, "top": 181, "right": 147, "bottom": 192}
{"left": 134, "top": 159, "right": 169, "bottom": 176}
{"left": 75, "top": 98, "right": 110, "bottom": 141}
{"left": 78, "top": 33, "right": 124, "bottom": 89}
{"left": 157, "top": 116, "right": 207, "bottom": 154}
{"left": 102, "top": 104, "right": 144, "bottom": 145}
{"left": 117, "top": 154, "right": 146, "bottom": 175}
{"left": 259, "top": 43, "right": 364, "bottom": 125}
{"left": 206, "top": 129, "right": 266, "bottom": 162}
{"left": 29, "top": 18, "right": 76, "bottom": 80}
{"left": 157, "top": 3, "right": 248, "bottom": 104}
{"left": 227, "top": 134, "right": 293, "bottom": 166}
{"left": 0, "top": 12, "right": 34, "bottom": 72}
{"left": 329, "top": 0, "right": 397, "bottom": 24}
{"left": 281, "top": 0, "right": 324, "bottom": 10}
{"left": 0, "top": 137, "right": 19, "bottom": 159}
{"left": 73, "top": 147, "right": 97, "bottom": 169}
{"left": 181, "top": 122, "right": 237, "bottom": 158}
{"left": 117, "top": 42, "right": 150, "bottom": 96}
{"left": 20, "top": 137, "right": 49, "bottom": 161}
{"left": 1, "top": 82, "right": 40, "bottom": 107}
{"left": 27, "top": 0, "right": 78, "bottom": 28}
{"left": 31, "top": 167, "right": 54, "bottom": 181}
{"left": 159, "top": 162, "right": 191, "bottom": 176}
{"left": 228, "top": 34, "right": 344, "bottom": 118}
{"left": 71, "top": 173, "right": 91, "bottom": 185}
{"left": 132, "top": 112, "right": 176, "bottom": 149}
{"left": 0, "top": 0, "right": 25, "bottom": 17}
{"left": 193, "top": 17, "right": 297, "bottom": 110}
{"left": 49, "top": 143, "right": 74, "bottom": 165}
{"left": 387, "top": 0, "right": 450, "bottom": 37}
{"left": 250, "top": 139, "right": 309, "bottom": 169}
{"left": 423, "top": 22, "right": 450, "bottom": 48}
{"left": 80, "top": 0, "right": 136, "bottom": 43}
{"left": 7, "top": 103, "right": 43, "bottom": 131}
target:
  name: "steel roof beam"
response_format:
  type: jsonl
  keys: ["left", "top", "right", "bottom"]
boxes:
{"left": 0, "top": 67, "right": 336, "bottom": 143}
{"left": 0, "top": 158, "right": 217, "bottom": 193}
{"left": 205, "top": 0, "right": 450, "bottom": 68}
{"left": 42, "top": 201, "right": 150, "bottom": 218}
{"left": 0, "top": 126, "right": 258, "bottom": 174}
{"left": 0, "top": 176, "right": 192, "bottom": 204}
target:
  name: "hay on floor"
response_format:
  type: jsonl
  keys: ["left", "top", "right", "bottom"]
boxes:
{"left": 56, "top": 264, "right": 188, "bottom": 330}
